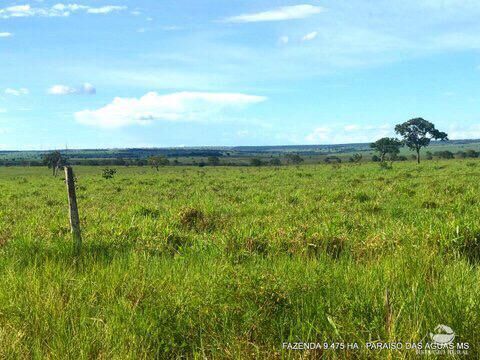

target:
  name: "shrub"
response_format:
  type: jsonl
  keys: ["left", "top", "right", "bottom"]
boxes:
{"left": 434, "top": 151, "right": 454, "bottom": 159}
{"left": 466, "top": 149, "right": 479, "bottom": 158}
{"left": 102, "top": 168, "right": 117, "bottom": 179}
{"left": 324, "top": 156, "right": 342, "bottom": 164}
{"left": 349, "top": 153, "right": 363, "bottom": 163}
{"left": 285, "top": 154, "right": 304, "bottom": 164}
{"left": 379, "top": 162, "right": 393, "bottom": 170}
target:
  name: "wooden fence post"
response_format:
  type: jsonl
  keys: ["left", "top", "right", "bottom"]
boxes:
{"left": 65, "top": 166, "right": 82, "bottom": 254}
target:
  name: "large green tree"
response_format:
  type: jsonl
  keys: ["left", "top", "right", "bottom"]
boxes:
{"left": 370, "top": 137, "right": 403, "bottom": 162}
{"left": 395, "top": 118, "right": 448, "bottom": 164}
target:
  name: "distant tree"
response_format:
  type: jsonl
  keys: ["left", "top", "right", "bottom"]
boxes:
{"left": 42, "top": 151, "right": 67, "bottom": 176}
{"left": 456, "top": 151, "right": 467, "bottom": 159}
{"left": 148, "top": 156, "right": 169, "bottom": 171}
{"left": 434, "top": 150, "right": 454, "bottom": 159}
{"left": 269, "top": 158, "right": 281, "bottom": 166}
{"left": 425, "top": 151, "right": 433, "bottom": 160}
{"left": 371, "top": 155, "right": 381, "bottom": 162}
{"left": 113, "top": 158, "right": 126, "bottom": 166}
{"left": 324, "top": 156, "right": 342, "bottom": 164}
{"left": 465, "top": 149, "right": 479, "bottom": 158}
{"left": 207, "top": 156, "right": 220, "bottom": 166}
{"left": 285, "top": 154, "right": 304, "bottom": 165}
{"left": 349, "top": 153, "right": 363, "bottom": 163}
{"left": 370, "top": 137, "right": 403, "bottom": 162}
{"left": 395, "top": 118, "right": 448, "bottom": 164}
{"left": 250, "top": 158, "right": 263, "bottom": 166}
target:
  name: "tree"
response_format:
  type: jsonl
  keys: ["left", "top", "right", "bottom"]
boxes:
{"left": 250, "top": 158, "right": 263, "bottom": 166}
{"left": 434, "top": 151, "right": 454, "bottom": 159}
{"left": 42, "top": 151, "right": 67, "bottom": 176}
{"left": 324, "top": 156, "right": 342, "bottom": 163}
{"left": 148, "top": 156, "right": 169, "bottom": 171}
{"left": 370, "top": 138, "right": 403, "bottom": 162}
{"left": 349, "top": 153, "right": 363, "bottom": 163}
{"left": 285, "top": 154, "right": 304, "bottom": 165}
{"left": 466, "top": 149, "right": 479, "bottom": 158}
{"left": 207, "top": 156, "right": 220, "bottom": 166}
{"left": 269, "top": 158, "right": 281, "bottom": 166}
{"left": 395, "top": 118, "right": 448, "bottom": 164}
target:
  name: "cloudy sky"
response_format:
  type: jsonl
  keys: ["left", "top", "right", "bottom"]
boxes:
{"left": 2, "top": 0, "right": 480, "bottom": 150}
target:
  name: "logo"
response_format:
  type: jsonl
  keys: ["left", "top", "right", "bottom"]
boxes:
{"left": 415, "top": 324, "right": 469, "bottom": 356}
{"left": 429, "top": 325, "right": 455, "bottom": 347}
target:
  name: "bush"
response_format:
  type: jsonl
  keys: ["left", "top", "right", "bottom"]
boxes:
{"left": 102, "top": 168, "right": 117, "bottom": 179}
{"left": 324, "top": 156, "right": 342, "bottom": 164}
{"left": 466, "top": 149, "right": 479, "bottom": 158}
{"left": 349, "top": 153, "right": 363, "bottom": 163}
{"left": 285, "top": 154, "right": 304, "bottom": 164}
{"left": 379, "top": 162, "right": 393, "bottom": 170}
{"left": 434, "top": 151, "right": 454, "bottom": 159}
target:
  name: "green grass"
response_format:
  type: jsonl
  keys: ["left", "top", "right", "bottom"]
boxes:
{"left": 0, "top": 162, "right": 479, "bottom": 358}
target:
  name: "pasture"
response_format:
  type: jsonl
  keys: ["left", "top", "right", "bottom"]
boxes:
{"left": 0, "top": 161, "right": 479, "bottom": 358}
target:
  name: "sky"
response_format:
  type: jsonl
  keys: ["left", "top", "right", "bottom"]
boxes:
{"left": 1, "top": 0, "right": 480, "bottom": 150}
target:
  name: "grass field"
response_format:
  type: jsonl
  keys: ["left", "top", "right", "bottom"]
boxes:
{"left": 0, "top": 161, "right": 479, "bottom": 358}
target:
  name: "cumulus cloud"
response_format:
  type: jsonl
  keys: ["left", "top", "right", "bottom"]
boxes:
{"left": 0, "top": 4, "right": 126, "bottom": 18}
{"left": 4, "top": 88, "right": 29, "bottom": 96}
{"left": 302, "top": 31, "right": 318, "bottom": 41}
{"left": 0, "top": 32, "right": 12, "bottom": 38}
{"left": 224, "top": 4, "right": 323, "bottom": 23}
{"left": 48, "top": 83, "right": 96, "bottom": 95}
{"left": 75, "top": 91, "right": 267, "bottom": 128}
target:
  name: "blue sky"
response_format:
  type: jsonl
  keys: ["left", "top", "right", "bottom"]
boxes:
{"left": 1, "top": 0, "right": 480, "bottom": 150}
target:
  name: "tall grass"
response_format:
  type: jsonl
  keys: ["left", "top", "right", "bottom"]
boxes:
{"left": 0, "top": 161, "right": 478, "bottom": 358}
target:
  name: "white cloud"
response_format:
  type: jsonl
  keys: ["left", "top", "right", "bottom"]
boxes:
{"left": 0, "top": 4, "right": 126, "bottom": 18}
{"left": 224, "top": 4, "right": 323, "bottom": 23}
{"left": 75, "top": 91, "right": 267, "bottom": 128}
{"left": 4, "top": 88, "right": 29, "bottom": 96}
{"left": 48, "top": 83, "right": 96, "bottom": 95}
{"left": 87, "top": 6, "right": 127, "bottom": 14}
{"left": 302, "top": 31, "right": 318, "bottom": 41}
{"left": 0, "top": 32, "right": 12, "bottom": 38}
{"left": 446, "top": 123, "right": 480, "bottom": 139}
{"left": 279, "top": 36, "right": 289, "bottom": 44}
